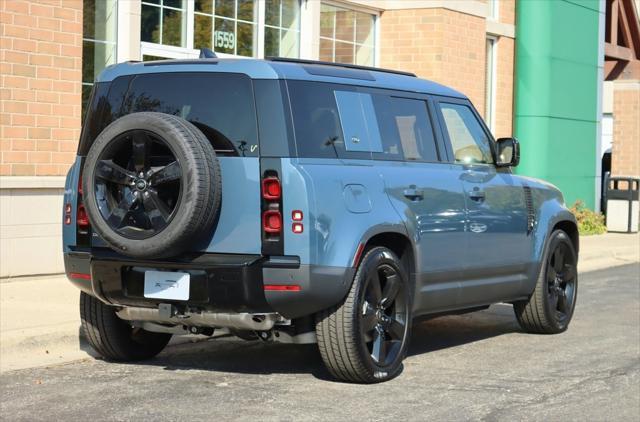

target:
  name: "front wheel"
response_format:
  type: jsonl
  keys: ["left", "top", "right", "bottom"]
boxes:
{"left": 80, "top": 292, "right": 172, "bottom": 361}
{"left": 315, "top": 247, "right": 412, "bottom": 383}
{"left": 514, "top": 230, "right": 578, "bottom": 334}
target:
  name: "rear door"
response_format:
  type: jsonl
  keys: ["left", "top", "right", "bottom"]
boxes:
{"left": 79, "top": 72, "right": 264, "bottom": 255}
{"left": 370, "top": 92, "right": 468, "bottom": 314}
{"left": 434, "top": 98, "right": 530, "bottom": 305}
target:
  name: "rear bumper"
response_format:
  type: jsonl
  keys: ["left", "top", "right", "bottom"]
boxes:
{"left": 64, "top": 250, "right": 353, "bottom": 319}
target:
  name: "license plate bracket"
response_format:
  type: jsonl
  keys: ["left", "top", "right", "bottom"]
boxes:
{"left": 143, "top": 270, "right": 190, "bottom": 301}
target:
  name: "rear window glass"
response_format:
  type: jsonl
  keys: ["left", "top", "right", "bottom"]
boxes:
{"left": 79, "top": 72, "right": 258, "bottom": 157}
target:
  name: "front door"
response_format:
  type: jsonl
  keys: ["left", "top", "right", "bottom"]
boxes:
{"left": 435, "top": 100, "right": 531, "bottom": 306}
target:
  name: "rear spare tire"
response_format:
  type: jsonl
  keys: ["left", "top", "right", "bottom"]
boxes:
{"left": 82, "top": 112, "right": 221, "bottom": 258}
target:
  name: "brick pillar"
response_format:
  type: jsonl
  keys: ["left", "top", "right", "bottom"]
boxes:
{"left": 0, "top": 0, "right": 83, "bottom": 176}
{"left": 611, "top": 81, "right": 640, "bottom": 178}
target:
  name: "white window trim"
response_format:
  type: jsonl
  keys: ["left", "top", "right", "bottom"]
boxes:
{"left": 139, "top": 0, "right": 303, "bottom": 60}
{"left": 132, "top": 0, "right": 380, "bottom": 66}
{"left": 485, "top": 36, "right": 498, "bottom": 133}
{"left": 488, "top": 0, "right": 499, "bottom": 22}
{"left": 317, "top": 0, "right": 380, "bottom": 67}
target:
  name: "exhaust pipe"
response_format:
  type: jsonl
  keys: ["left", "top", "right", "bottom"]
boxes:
{"left": 116, "top": 306, "right": 280, "bottom": 331}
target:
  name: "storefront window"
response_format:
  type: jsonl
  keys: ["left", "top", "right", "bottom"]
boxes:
{"left": 141, "top": 0, "right": 187, "bottom": 47}
{"left": 319, "top": 3, "right": 375, "bottom": 66}
{"left": 194, "top": 0, "right": 258, "bottom": 56}
{"left": 264, "top": 0, "right": 300, "bottom": 58}
{"left": 82, "top": 0, "right": 117, "bottom": 118}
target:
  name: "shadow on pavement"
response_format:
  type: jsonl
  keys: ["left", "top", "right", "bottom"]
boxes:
{"left": 111, "top": 303, "right": 520, "bottom": 380}
{"left": 408, "top": 303, "right": 519, "bottom": 356}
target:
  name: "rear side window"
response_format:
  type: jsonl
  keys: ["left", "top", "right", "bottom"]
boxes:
{"left": 334, "top": 91, "right": 383, "bottom": 153}
{"left": 287, "top": 81, "right": 440, "bottom": 162}
{"left": 287, "top": 80, "right": 348, "bottom": 159}
{"left": 79, "top": 72, "right": 258, "bottom": 157}
{"left": 372, "top": 96, "right": 439, "bottom": 162}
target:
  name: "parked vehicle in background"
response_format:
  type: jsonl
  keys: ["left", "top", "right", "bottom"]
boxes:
{"left": 63, "top": 57, "right": 579, "bottom": 383}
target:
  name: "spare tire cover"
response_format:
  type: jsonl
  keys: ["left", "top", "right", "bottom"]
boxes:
{"left": 82, "top": 112, "right": 221, "bottom": 259}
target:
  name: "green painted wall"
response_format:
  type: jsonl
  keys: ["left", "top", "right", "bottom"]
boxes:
{"left": 514, "top": 0, "right": 602, "bottom": 209}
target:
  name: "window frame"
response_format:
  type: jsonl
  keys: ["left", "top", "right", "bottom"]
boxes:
{"left": 140, "top": 0, "right": 189, "bottom": 47}
{"left": 318, "top": 0, "right": 378, "bottom": 67}
{"left": 286, "top": 80, "right": 373, "bottom": 161}
{"left": 140, "top": 0, "right": 303, "bottom": 61}
{"left": 432, "top": 96, "right": 497, "bottom": 167}
{"left": 368, "top": 93, "right": 443, "bottom": 164}
{"left": 485, "top": 36, "right": 498, "bottom": 133}
{"left": 82, "top": 0, "right": 118, "bottom": 118}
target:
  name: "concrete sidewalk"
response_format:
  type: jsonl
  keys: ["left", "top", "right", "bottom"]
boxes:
{"left": 1, "top": 233, "right": 638, "bottom": 373}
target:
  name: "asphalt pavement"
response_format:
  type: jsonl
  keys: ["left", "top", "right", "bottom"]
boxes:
{"left": 1, "top": 263, "right": 638, "bottom": 421}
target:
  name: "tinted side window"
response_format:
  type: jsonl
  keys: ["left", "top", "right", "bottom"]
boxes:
{"left": 439, "top": 103, "right": 493, "bottom": 164}
{"left": 372, "top": 96, "right": 439, "bottom": 162}
{"left": 124, "top": 73, "right": 258, "bottom": 156}
{"left": 287, "top": 80, "right": 346, "bottom": 158}
{"left": 334, "top": 91, "right": 383, "bottom": 153}
{"left": 78, "top": 77, "right": 131, "bottom": 155}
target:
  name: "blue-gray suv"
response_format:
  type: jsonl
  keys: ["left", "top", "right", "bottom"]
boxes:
{"left": 63, "top": 57, "right": 579, "bottom": 383}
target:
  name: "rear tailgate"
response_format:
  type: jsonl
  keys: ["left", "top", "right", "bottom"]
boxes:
{"left": 75, "top": 71, "right": 273, "bottom": 257}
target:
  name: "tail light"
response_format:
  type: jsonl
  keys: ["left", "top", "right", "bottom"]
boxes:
{"left": 64, "top": 203, "right": 72, "bottom": 225}
{"left": 292, "top": 210, "right": 303, "bottom": 234}
{"left": 77, "top": 203, "right": 90, "bottom": 231}
{"left": 261, "top": 171, "right": 283, "bottom": 255}
{"left": 262, "top": 177, "right": 281, "bottom": 200}
{"left": 76, "top": 169, "right": 91, "bottom": 244}
{"left": 262, "top": 210, "right": 282, "bottom": 233}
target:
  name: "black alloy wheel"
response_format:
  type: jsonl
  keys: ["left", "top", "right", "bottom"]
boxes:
{"left": 83, "top": 112, "right": 221, "bottom": 259}
{"left": 316, "top": 247, "right": 412, "bottom": 383}
{"left": 94, "top": 129, "right": 182, "bottom": 240}
{"left": 546, "top": 240, "right": 577, "bottom": 325}
{"left": 514, "top": 230, "right": 579, "bottom": 334}
{"left": 360, "top": 262, "right": 409, "bottom": 367}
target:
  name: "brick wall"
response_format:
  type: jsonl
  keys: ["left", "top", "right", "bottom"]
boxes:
{"left": 379, "top": 9, "right": 487, "bottom": 113}
{"left": 380, "top": 8, "right": 486, "bottom": 110}
{"left": 611, "top": 82, "right": 640, "bottom": 177}
{"left": 378, "top": 3, "right": 516, "bottom": 139}
{"left": 0, "top": 0, "right": 82, "bottom": 177}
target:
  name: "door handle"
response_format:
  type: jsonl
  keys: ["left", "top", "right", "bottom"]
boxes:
{"left": 403, "top": 188, "right": 424, "bottom": 201}
{"left": 469, "top": 189, "right": 486, "bottom": 201}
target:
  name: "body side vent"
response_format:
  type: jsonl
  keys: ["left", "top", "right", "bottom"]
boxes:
{"left": 523, "top": 185, "right": 535, "bottom": 235}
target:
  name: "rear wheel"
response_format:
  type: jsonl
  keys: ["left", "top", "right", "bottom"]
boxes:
{"left": 316, "top": 247, "right": 412, "bottom": 383}
{"left": 80, "top": 292, "right": 171, "bottom": 361}
{"left": 514, "top": 230, "right": 578, "bottom": 334}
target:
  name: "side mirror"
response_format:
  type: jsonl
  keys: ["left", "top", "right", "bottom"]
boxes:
{"left": 495, "top": 137, "right": 520, "bottom": 167}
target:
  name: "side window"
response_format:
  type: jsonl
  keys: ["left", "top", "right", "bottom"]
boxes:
{"left": 334, "top": 91, "right": 383, "bottom": 153}
{"left": 372, "top": 95, "right": 439, "bottom": 162}
{"left": 287, "top": 81, "right": 376, "bottom": 159}
{"left": 287, "top": 81, "right": 344, "bottom": 158}
{"left": 439, "top": 103, "right": 493, "bottom": 164}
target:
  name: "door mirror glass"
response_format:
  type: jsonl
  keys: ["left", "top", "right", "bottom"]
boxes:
{"left": 495, "top": 137, "right": 520, "bottom": 167}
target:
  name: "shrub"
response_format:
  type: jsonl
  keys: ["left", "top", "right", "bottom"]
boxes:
{"left": 569, "top": 200, "right": 607, "bottom": 236}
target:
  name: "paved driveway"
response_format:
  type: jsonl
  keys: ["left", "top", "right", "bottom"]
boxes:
{"left": 1, "top": 264, "right": 638, "bottom": 421}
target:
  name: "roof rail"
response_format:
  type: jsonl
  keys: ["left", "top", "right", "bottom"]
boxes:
{"left": 266, "top": 57, "right": 416, "bottom": 78}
